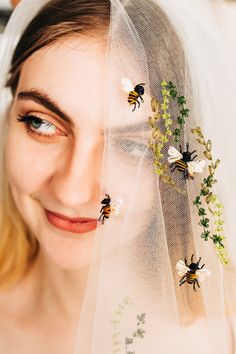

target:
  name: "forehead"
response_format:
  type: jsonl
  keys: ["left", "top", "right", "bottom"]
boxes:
{"left": 19, "top": 37, "right": 105, "bottom": 84}
{"left": 17, "top": 37, "right": 151, "bottom": 128}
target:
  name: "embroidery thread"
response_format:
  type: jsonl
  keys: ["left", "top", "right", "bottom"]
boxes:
{"left": 148, "top": 81, "right": 229, "bottom": 265}
{"left": 168, "top": 143, "right": 206, "bottom": 180}
{"left": 176, "top": 255, "right": 211, "bottom": 291}
{"left": 125, "top": 313, "right": 146, "bottom": 354}
{"left": 98, "top": 194, "right": 123, "bottom": 224}
{"left": 148, "top": 82, "right": 186, "bottom": 194}
{"left": 165, "top": 81, "right": 190, "bottom": 142}
{"left": 122, "top": 78, "right": 145, "bottom": 111}
{"left": 192, "top": 127, "right": 229, "bottom": 264}
{"left": 111, "top": 297, "right": 133, "bottom": 354}
{"left": 111, "top": 298, "right": 146, "bottom": 354}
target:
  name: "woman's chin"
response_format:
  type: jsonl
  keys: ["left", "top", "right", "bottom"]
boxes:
{"left": 37, "top": 222, "right": 99, "bottom": 270}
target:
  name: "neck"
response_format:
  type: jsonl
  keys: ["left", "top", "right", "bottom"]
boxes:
{"left": 23, "top": 251, "right": 91, "bottom": 321}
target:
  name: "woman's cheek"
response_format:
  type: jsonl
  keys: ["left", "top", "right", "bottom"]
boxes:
{"left": 5, "top": 131, "right": 59, "bottom": 193}
{"left": 107, "top": 157, "right": 155, "bottom": 224}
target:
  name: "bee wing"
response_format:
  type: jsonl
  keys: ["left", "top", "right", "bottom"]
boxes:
{"left": 122, "top": 77, "right": 133, "bottom": 93}
{"left": 110, "top": 198, "right": 124, "bottom": 215}
{"left": 176, "top": 260, "right": 190, "bottom": 277}
{"left": 187, "top": 160, "right": 206, "bottom": 174}
{"left": 196, "top": 268, "right": 211, "bottom": 282}
{"left": 168, "top": 146, "right": 183, "bottom": 163}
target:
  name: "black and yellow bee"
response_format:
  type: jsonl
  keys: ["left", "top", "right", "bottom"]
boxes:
{"left": 168, "top": 143, "right": 206, "bottom": 179}
{"left": 122, "top": 78, "right": 145, "bottom": 111}
{"left": 176, "top": 255, "right": 211, "bottom": 291}
{"left": 98, "top": 194, "right": 123, "bottom": 224}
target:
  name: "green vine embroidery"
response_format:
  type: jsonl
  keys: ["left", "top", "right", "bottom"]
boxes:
{"left": 148, "top": 81, "right": 185, "bottom": 194}
{"left": 111, "top": 299, "right": 146, "bottom": 354}
{"left": 165, "top": 81, "right": 190, "bottom": 142}
{"left": 125, "top": 313, "right": 146, "bottom": 354}
{"left": 192, "top": 127, "right": 229, "bottom": 264}
{"left": 111, "top": 297, "right": 133, "bottom": 354}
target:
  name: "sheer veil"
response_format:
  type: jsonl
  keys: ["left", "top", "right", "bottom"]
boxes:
{"left": 0, "top": 1, "right": 236, "bottom": 353}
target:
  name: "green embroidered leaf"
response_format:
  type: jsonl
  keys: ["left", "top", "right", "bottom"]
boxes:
{"left": 201, "top": 230, "right": 210, "bottom": 240}
{"left": 198, "top": 208, "right": 207, "bottom": 216}
{"left": 199, "top": 218, "right": 210, "bottom": 228}
{"left": 177, "top": 96, "right": 186, "bottom": 105}
{"left": 191, "top": 127, "right": 229, "bottom": 264}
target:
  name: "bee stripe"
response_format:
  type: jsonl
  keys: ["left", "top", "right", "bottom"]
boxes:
{"left": 102, "top": 206, "right": 111, "bottom": 217}
{"left": 176, "top": 160, "right": 188, "bottom": 171}
{"left": 187, "top": 273, "right": 198, "bottom": 280}
{"left": 129, "top": 91, "right": 139, "bottom": 98}
{"left": 128, "top": 94, "right": 139, "bottom": 104}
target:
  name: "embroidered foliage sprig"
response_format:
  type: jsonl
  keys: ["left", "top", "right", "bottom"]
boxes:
{"left": 165, "top": 81, "right": 190, "bottom": 142}
{"left": 148, "top": 81, "right": 172, "bottom": 177}
{"left": 111, "top": 297, "right": 133, "bottom": 354}
{"left": 192, "top": 127, "right": 229, "bottom": 264}
{"left": 148, "top": 81, "right": 185, "bottom": 194}
{"left": 125, "top": 313, "right": 146, "bottom": 354}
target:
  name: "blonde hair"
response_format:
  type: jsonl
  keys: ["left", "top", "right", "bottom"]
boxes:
{"left": 0, "top": 105, "right": 39, "bottom": 287}
{"left": 0, "top": 172, "right": 38, "bottom": 289}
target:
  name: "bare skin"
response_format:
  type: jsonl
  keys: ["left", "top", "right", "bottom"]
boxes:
{"left": 0, "top": 254, "right": 85, "bottom": 354}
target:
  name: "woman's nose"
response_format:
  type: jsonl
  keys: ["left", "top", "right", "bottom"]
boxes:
{"left": 50, "top": 136, "right": 103, "bottom": 207}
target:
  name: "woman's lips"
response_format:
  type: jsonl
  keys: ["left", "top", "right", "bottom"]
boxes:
{"left": 45, "top": 209, "right": 98, "bottom": 234}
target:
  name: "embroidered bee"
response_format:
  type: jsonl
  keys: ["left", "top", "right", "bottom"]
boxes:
{"left": 168, "top": 143, "right": 206, "bottom": 179}
{"left": 122, "top": 78, "right": 145, "bottom": 111}
{"left": 176, "top": 255, "right": 211, "bottom": 291}
{"left": 98, "top": 194, "right": 123, "bottom": 224}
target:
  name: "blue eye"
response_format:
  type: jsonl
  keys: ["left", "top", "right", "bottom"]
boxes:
{"left": 16, "top": 114, "right": 66, "bottom": 140}
{"left": 17, "top": 115, "right": 57, "bottom": 134}
{"left": 30, "top": 119, "right": 55, "bottom": 133}
{"left": 114, "top": 138, "right": 152, "bottom": 160}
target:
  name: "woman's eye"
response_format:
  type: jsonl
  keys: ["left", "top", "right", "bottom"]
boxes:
{"left": 16, "top": 114, "right": 66, "bottom": 140}
{"left": 114, "top": 138, "right": 152, "bottom": 160}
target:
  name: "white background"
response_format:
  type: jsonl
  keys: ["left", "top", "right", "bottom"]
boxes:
{"left": 0, "top": 0, "right": 12, "bottom": 9}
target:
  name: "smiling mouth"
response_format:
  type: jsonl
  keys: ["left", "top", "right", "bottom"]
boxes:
{"left": 45, "top": 209, "right": 98, "bottom": 234}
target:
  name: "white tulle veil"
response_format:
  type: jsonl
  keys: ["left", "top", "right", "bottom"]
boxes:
{"left": 0, "top": 0, "right": 236, "bottom": 353}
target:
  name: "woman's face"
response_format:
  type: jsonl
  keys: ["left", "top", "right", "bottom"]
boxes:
{"left": 5, "top": 37, "right": 153, "bottom": 269}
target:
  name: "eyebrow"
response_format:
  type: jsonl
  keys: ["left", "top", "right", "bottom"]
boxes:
{"left": 17, "top": 90, "right": 74, "bottom": 127}
{"left": 17, "top": 89, "right": 150, "bottom": 134}
{"left": 109, "top": 121, "right": 151, "bottom": 135}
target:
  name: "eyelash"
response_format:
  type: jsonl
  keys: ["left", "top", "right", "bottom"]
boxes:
{"left": 16, "top": 114, "right": 65, "bottom": 140}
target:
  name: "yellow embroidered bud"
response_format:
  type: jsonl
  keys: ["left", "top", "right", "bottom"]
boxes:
{"left": 148, "top": 116, "right": 155, "bottom": 128}
{"left": 152, "top": 129, "right": 161, "bottom": 139}
{"left": 214, "top": 159, "right": 220, "bottom": 169}
{"left": 208, "top": 165, "right": 213, "bottom": 175}
{"left": 151, "top": 97, "right": 159, "bottom": 112}
{"left": 161, "top": 81, "right": 167, "bottom": 87}
{"left": 206, "top": 140, "right": 212, "bottom": 152}
{"left": 204, "top": 151, "right": 212, "bottom": 160}
{"left": 206, "top": 193, "right": 212, "bottom": 204}
{"left": 196, "top": 138, "right": 205, "bottom": 145}
{"left": 191, "top": 127, "right": 203, "bottom": 138}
